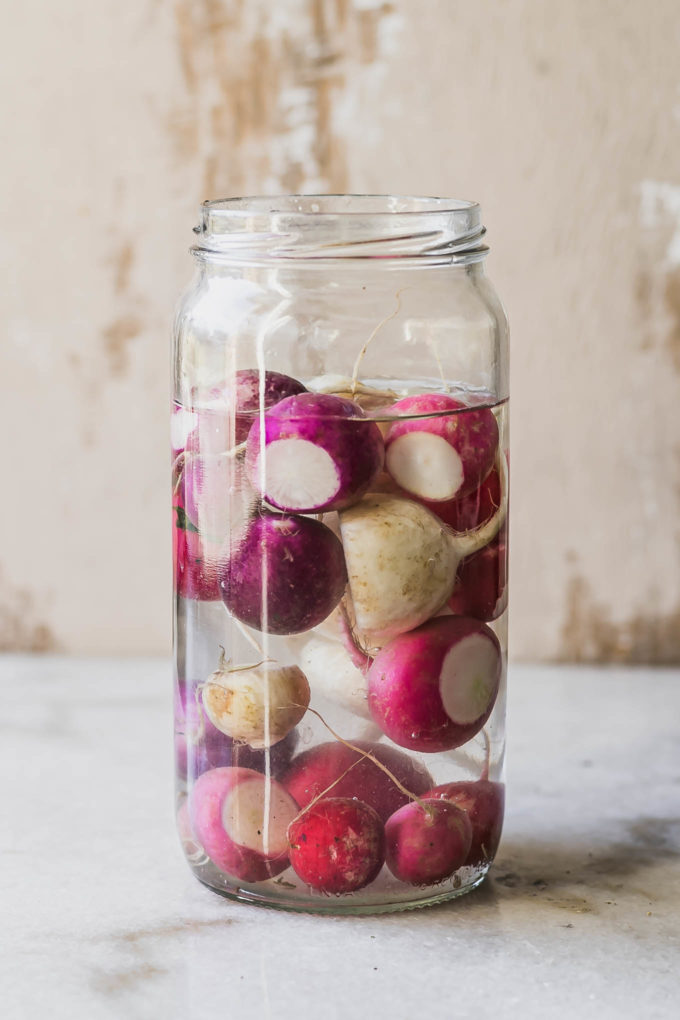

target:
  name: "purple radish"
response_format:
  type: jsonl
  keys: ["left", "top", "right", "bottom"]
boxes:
{"left": 220, "top": 512, "right": 348, "bottom": 635}
{"left": 385, "top": 800, "right": 472, "bottom": 885}
{"left": 384, "top": 394, "right": 498, "bottom": 502}
{"left": 367, "top": 616, "right": 502, "bottom": 752}
{"left": 190, "top": 767, "right": 299, "bottom": 881}
{"left": 339, "top": 485, "right": 506, "bottom": 649}
{"left": 232, "top": 370, "right": 307, "bottom": 443}
{"left": 245, "top": 392, "right": 384, "bottom": 513}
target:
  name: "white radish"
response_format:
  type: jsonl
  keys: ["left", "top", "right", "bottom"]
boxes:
{"left": 295, "top": 635, "right": 371, "bottom": 720}
{"left": 339, "top": 461, "right": 506, "bottom": 649}
{"left": 201, "top": 658, "right": 310, "bottom": 749}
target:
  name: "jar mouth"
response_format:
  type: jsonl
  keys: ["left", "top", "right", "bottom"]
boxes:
{"left": 193, "top": 194, "right": 487, "bottom": 262}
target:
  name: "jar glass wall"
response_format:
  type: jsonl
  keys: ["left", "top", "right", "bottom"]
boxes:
{"left": 173, "top": 195, "right": 509, "bottom": 914}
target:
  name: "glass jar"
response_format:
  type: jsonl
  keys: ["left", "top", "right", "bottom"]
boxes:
{"left": 173, "top": 195, "right": 508, "bottom": 914}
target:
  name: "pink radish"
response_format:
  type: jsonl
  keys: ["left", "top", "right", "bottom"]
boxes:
{"left": 449, "top": 523, "right": 508, "bottom": 622}
{"left": 287, "top": 798, "right": 385, "bottom": 893}
{"left": 384, "top": 394, "right": 498, "bottom": 502}
{"left": 173, "top": 496, "right": 221, "bottom": 601}
{"left": 175, "top": 684, "right": 298, "bottom": 781}
{"left": 339, "top": 486, "right": 506, "bottom": 649}
{"left": 385, "top": 800, "right": 472, "bottom": 885}
{"left": 189, "top": 767, "right": 299, "bottom": 882}
{"left": 281, "top": 740, "right": 433, "bottom": 823}
{"left": 201, "top": 656, "right": 310, "bottom": 749}
{"left": 220, "top": 512, "right": 348, "bottom": 635}
{"left": 367, "top": 616, "right": 501, "bottom": 752}
{"left": 424, "top": 780, "right": 505, "bottom": 867}
{"left": 245, "top": 392, "right": 384, "bottom": 513}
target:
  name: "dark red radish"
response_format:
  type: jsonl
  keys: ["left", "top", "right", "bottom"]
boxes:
{"left": 175, "top": 685, "right": 298, "bottom": 781}
{"left": 245, "top": 392, "right": 384, "bottom": 513}
{"left": 385, "top": 800, "right": 472, "bottom": 885}
{"left": 339, "top": 488, "right": 506, "bottom": 649}
{"left": 288, "top": 798, "right": 385, "bottom": 893}
{"left": 201, "top": 657, "right": 310, "bottom": 749}
{"left": 424, "top": 464, "right": 501, "bottom": 532}
{"left": 220, "top": 512, "right": 348, "bottom": 635}
{"left": 189, "top": 767, "right": 298, "bottom": 882}
{"left": 367, "top": 616, "right": 502, "bottom": 752}
{"left": 280, "top": 740, "right": 432, "bottom": 822}
{"left": 384, "top": 394, "right": 498, "bottom": 502}
{"left": 424, "top": 780, "right": 505, "bottom": 867}
{"left": 449, "top": 523, "right": 508, "bottom": 622}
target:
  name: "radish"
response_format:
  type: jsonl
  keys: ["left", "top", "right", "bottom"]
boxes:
{"left": 384, "top": 394, "right": 498, "bottom": 502}
{"left": 339, "top": 486, "right": 505, "bottom": 648}
{"left": 176, "top": 797, "right": 205, "bottom": 861}
{"left": 424, "top": 780, "right": 505, "bottom": 867}
{"left": 367, "top": 616, "right": 501, "bottom": 752}
{"left": 175, "top": 684, "right": 298, "bottom": 781}
{"left": 424, "top": 463, "right": 502, "bottom": 532}
{"left": 173, "top": 496, "right": 222, "bottom": 601}
{"left": 230, "top": 369, "right": 308, "bottom": 443}
{"left": 384, "top": 800, "right": 472, "bottom": 885}
{"left": 220, "top": 512, "right": 348, "bottom": 635}
{"left": 295, "top": 635, "right": 371, "bottom": 719}
{"left": 287, "top": 798, "right": 385, "bottom": 893}
{"left": 281, "top": 740, "right": 433, "bottom": 822}
{"left": 449, "top": 523, "right": 508, "bottom": 622}
{"left": 245, "top": 392, "right": 384, "bottom": 513}
{"left": 189, "top": 767, "right": 299, "bottom": 882}
{"left": 201, "top": 655, "right": 310, "bottom": 749}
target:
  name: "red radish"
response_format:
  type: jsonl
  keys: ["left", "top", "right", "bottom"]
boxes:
{"left": 339, "top": 489, "right": 506, "bottom": 648}
{"left": 175, "top": 684, "right": 298, "bottom": 781}
{"left": 245, "top": 392, "right": 384, "bottom": 513}
{"left": 220, "top": 512, "right": 348, "bottom": 635}
{"left": 281, "top": 741, "right": 432, "bottom": 822}
{"left": 384, "top": 394, "right": 498, "bottom": 502}
{"left": 367, "top": 616, "right": 501, "bottom": 752}
{"left": 201, "top": 656, "right": 310, "bottom": 749}
{"left": 449, "top": 523, "right": 508, "bottom": 622}
{"left": 384, "top": 800, "right": 472, "bottom": 885}
{"left": 189, "top": 767, "right": 298, "bottom": 882}
{"left": 288, "top": 798, "right": 385, "bottom": 893}
{"left": 173, "top": 497, "right": 222, "bottom": 601}
{"left": 424, "top": 780, "right": 505, "bottom": 867}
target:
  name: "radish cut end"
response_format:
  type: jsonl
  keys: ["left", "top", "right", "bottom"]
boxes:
{"left": 439, "top": 633, "right": 499, "bottom": 724}
{"left": 386, "top": 432, "right": 463, "bottom": 500}
{"left": 258, "top": 439, "right": 340, "bottom": 509}
{"left": 221, "top": 777, "right": 297, "bottom": 857}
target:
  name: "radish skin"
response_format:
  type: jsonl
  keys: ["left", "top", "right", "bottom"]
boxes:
{"left": 288, "top": 798, "right": 385, "bottom": 893}
{"left": 384, "top": 394, "right": 498, "bottom": 502}
{"left": 246, "top": 392, "right": 384, "bottom": 513}
{"left": 190, "top": 767, "right": 299, "bottom": 882}
{"left": 367, "top": 616, "right": 502, "bottom": 752}
{"left": 385, "top": 800, "right": 472, "bottom": 885}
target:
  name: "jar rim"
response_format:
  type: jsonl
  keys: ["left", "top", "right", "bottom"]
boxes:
{"left": 193, "top": 194, "right": 487, "bottom": 263}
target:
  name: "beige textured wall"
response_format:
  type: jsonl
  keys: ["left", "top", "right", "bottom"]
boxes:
{"left": 1, "top": 0, "right": 679, "bottom": 661}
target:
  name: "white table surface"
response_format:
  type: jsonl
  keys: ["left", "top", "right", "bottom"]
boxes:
{"left": 2, "top": 657, "right": 678, "bottom": 1020}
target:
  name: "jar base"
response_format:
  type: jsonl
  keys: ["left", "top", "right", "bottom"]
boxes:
{"left": 193, "top": 865, "right": 491, "bottom": 916}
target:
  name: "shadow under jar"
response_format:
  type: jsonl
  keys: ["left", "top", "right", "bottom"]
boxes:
{"left": 172, "top": 195, "right": 509, "bottom": 914}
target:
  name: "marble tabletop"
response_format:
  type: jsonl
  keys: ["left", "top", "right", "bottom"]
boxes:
{"left": 2, "top": 656, "right": 678, "bottom": 1020}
